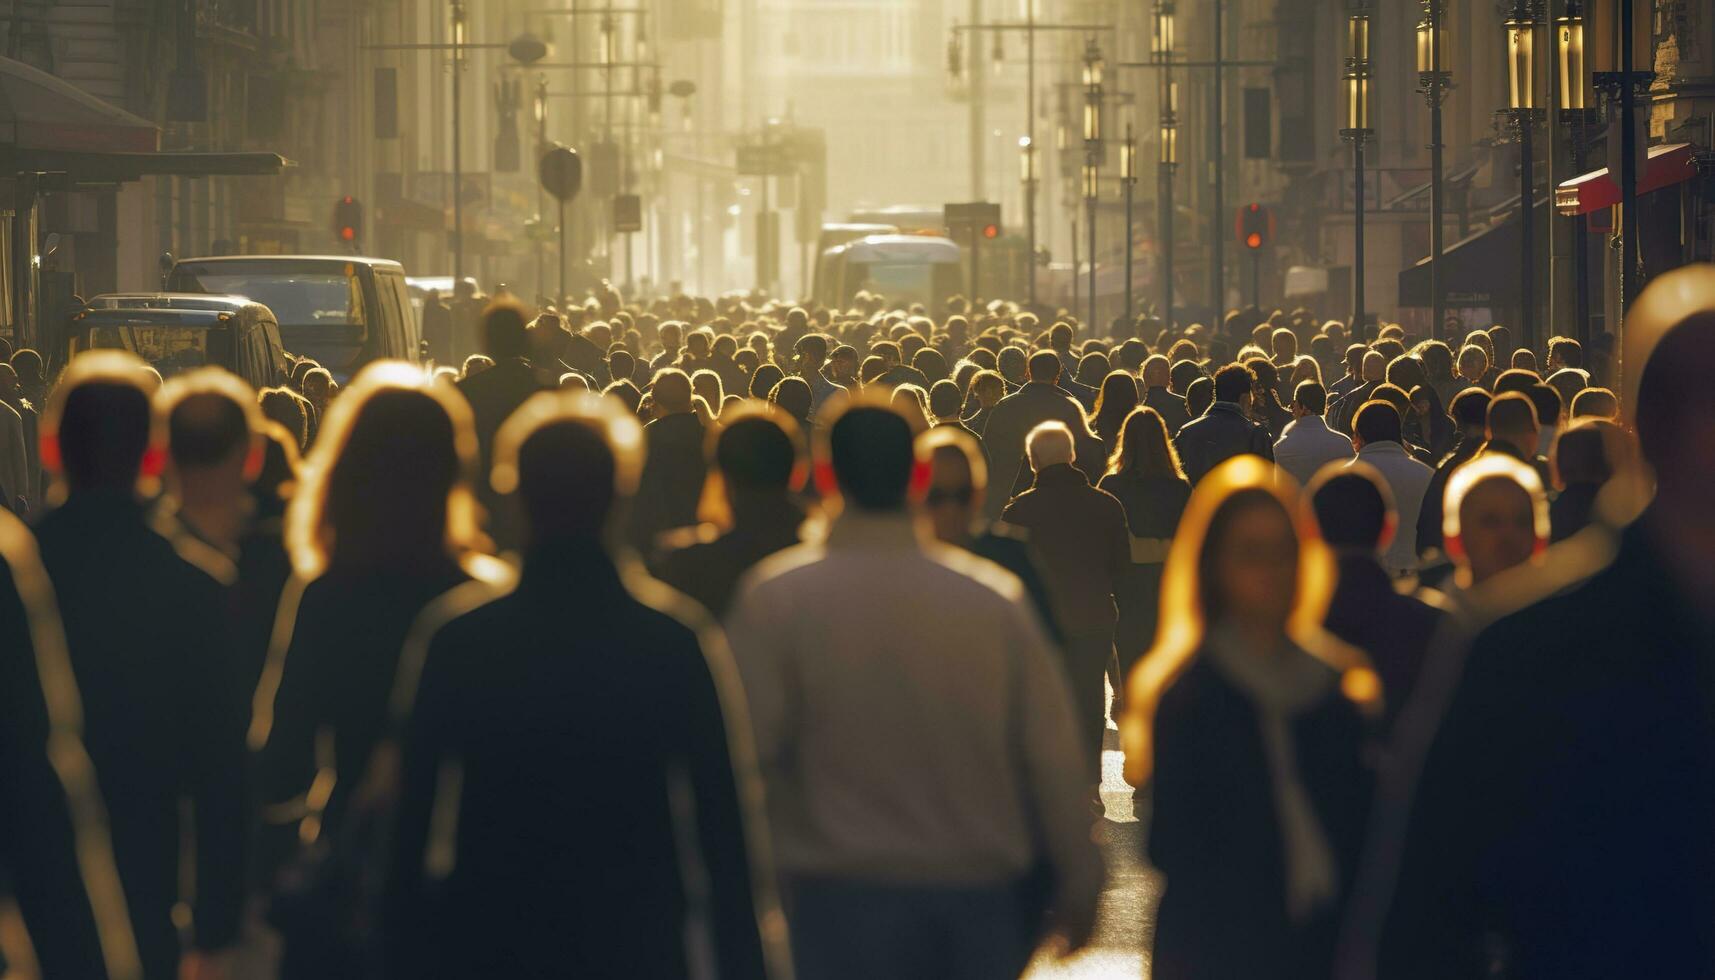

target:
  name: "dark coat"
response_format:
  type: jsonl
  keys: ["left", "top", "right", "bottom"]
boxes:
{"left": 626, "top": 411, "right": 707, "bottom": 554}
{"left": 964, "top": 520, "right": 1064, "bottom": 645}
{"left": 383, "top": 542, "right": 775, "bottom": 980}
{"left": 1175, "top": 402, "right": 1275, "bottom": 485}
{"left": 1415, "top": 431, "right": 1483, "bottom": 560}
{"left": 1, "top": 519, "right": 119, "bottom": 979}
{"left": 979, "top": 382, "right": 1103, "bottom": 520}
{"left": 1098, "top": 470, "right": 1191, "bottom": 666}
{"left": 653, "top": 494, "right": 805, "bottom": 619}
{"left": 1549, "top": 481, "right": 1600, "bottom": 543}
{"left": 1322, "top": 554, "right": 1446, "bottom": 732}
{"left": 1144, "top": 386, "right": 1192, "bottom": 436}
{"left": 34, "top": 491, "right": 247, "bottom": 978}
{"left": 255, "top": 562, "right": 471, "bottom": 844}
{"left": 457, "top": 358, "right": 549, "bottom": 551}
{"left": 1149, "top": 654, "right": 1371, "bottom": 980}
{"left": 1381, "top": 519, "right": 1715, "bottom": 979}
{"left": 876, "top": 364, "right": 930, "bottom": 390}
{"left": 999, "top": 463, "right": 1128, "bottom": 638}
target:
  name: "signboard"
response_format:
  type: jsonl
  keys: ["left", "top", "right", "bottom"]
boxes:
{"left": 613, "top": 193, "right": 642, "bottom": 233}
{"left": 538, "top": 146, "right": 583, "bottom": 201}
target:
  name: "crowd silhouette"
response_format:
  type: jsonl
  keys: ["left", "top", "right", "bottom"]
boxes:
{"left": 0, "top": 265, "right": 1712, "bottom": 980}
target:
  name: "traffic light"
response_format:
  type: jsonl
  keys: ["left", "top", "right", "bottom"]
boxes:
{"left": 1236, "top": 202, "right": 1273, "bottom": 250}
{"left": 944, "top": 201, "right": 1002, "bottom": 240}
{"left": 333, "top": 196, "right": 363, "bottom": 249}
{"left": 981, "top": 222, "right": 1000, "bottom": 239}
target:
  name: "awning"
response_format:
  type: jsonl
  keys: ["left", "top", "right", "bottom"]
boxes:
{"left": 1554, "top": 142, "right": 1699, "bottom": 216}
{"left": 0, "top": 147, "right": 289, "bottom": 181}
{"left": 0, "top": 56, "right": 156, "bottom": 152}
{"left": 0, "top": 56, "right": 289, "bottom": 181}
{"left": 1398, "top": 215, "right": 1520, "bottom": 309}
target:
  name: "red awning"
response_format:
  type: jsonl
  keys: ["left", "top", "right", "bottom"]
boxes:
{"left": 0, "top": 56, "right": 157, "bottom": 153}
{"left": 1554, "top": 142, "right": 1699, "bottom": 216}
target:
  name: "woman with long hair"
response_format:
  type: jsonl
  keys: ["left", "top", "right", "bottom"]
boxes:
{"left": 1098, "top": 406, "right": 1191, "bottom": 681}
{"left": 1091, "top": 370, "right": 1142, "bottom": 455}
{"left": 250, "top": 362, "right": 501, "bottom": 977}
{"left": 1121, "top": 457, "right": 1377, "bottom": 980}
{"left": 1409, "top": 383, "right": 1456, "bottom": 464}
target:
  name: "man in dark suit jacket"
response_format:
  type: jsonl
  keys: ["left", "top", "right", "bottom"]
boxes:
{"left": 457, "top": 300, "right": 548, "bottom": 551}
{"left": 1141, "top": 354, "right": 1192, "bottom": 435}
{"left": 626, "top": 368, "right": 707, "bottom": 554}
{"left": 384, "top": 392, "right": 786, "bottom": 980}
{"left": 1174, "top": 363, "right": 1275, "bottom": 484}
{"left": 979, "top": 350, "right": 1103, "bottom": 520}
{"left": 654, "top": 412, "right": 806, "bottom": 619}
{"left": 1309, "top": 467, "right": 1446, "bottom": 732}
{"left": 1000, "top": 421, "right": 1130, "bottom": 784}
{"left": 32, "top": 354, "right": 247, "bottom": 980}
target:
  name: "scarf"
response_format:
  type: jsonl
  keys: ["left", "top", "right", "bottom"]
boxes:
{"left": 1205, "top": 622, "right": 1340, "bottom": 922}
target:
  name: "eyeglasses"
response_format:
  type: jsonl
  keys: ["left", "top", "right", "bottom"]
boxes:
{"left": 925, "top": 486, "right": 975, "bottom": 507}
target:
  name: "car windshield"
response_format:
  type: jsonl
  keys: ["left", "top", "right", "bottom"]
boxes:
{"left": 172, "top": 266, "right": 363, "bottom": 329}
{"left": 72, "top": 324, "right": 210, "bottom": 376}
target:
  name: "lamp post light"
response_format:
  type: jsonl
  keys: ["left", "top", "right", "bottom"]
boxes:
{"left": 1020, "top": 136, "right": 1039, "bottom": 306}
{"left": 1556, "top": 0, "right": 1595, "bottom": 347}
{"left": 1083, "top": 36, "right": 1104, "bottom": 332}
{"left": 1122, "top": 123, "right": 1137, "bottom": 322}
{"left": 1503, "top": 0, "right": 1541, "bottom": 350}
{"left": 1416, "top": 0, "right": 1451, "bottom": 340}
{"left": 1341, "top": 1, "right": 1374, "bottom": 335}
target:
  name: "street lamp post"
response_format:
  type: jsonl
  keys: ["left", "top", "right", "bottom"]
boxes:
{"left": 533, "top": 75, "right": 549, "bottom": 301}
{"left": 1083, "top": 37, "right": 1104, "bottom": 332}
{"left": 1342, "top": 2, "right": 1373, "bottom": 334}
{"left": 1416, "top": 0, "right": 1451, "bottom": 340}
{"left": 1556, "top": 0, "right": 1596, "bottom": 348}
{"left": 1503, "top": 0, "right": 1541, "bottom": 350}
{"left": 1020, "top": 137, "right": 1039, "bottom": 307}
{"left": 1122, "top": 123, "right": 1137, "bottom": 323}
{"left": 1155, "top": 0, "right": 1176, "bottom": 330}
{"left": 450, "top": 0, "right": 468, "bottom": 284}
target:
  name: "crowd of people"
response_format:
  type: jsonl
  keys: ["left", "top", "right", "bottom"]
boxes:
{"left": 0, "top": 264, "right": 1712, "bottom": 980}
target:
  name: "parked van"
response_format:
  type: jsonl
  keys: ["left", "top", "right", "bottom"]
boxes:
{"left": 66, "top": 294, "right": 289, "bottom": 389}
{"left": 167, "top": 256, "right": 417, "bottom": 379}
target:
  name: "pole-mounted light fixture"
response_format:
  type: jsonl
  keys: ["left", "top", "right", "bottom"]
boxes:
{"left": 1505, "top": 0, "right": 1538, "bottom": 111}
{"left": 1159, "top": 82, "right": 1178, "bottom": 165}
{"left": 1153, "top": 0, "right": 1176, "bottom": 62}
{"left": 1121, "top": 123, "right": 1137, "bottom": 182}
{"left": 1345, "top": 8, "right": 1371, "bottom": 131}
{"left": 1416, "top": 0, "right": 1449, "bottom": 78}
{"left": 1019, "top": 136, "right": 1037, "bottom": 183}
{"left": 1555, "top": 0, "right": 1586, "bottom": 111}
{"left": 1082, "top": 162, "right": 1098, "bottom": 201}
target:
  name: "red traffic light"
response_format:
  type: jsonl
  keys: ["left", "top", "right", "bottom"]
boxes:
{"left": 332, "top": 196, "right": 363, "bottom": 247}
{"left": 1245, "top": 232, "right": 1262, "bottom": 249}
{"left": 340, "top": 226, "right": 357, "bottom": 242}
{"left": 1235, "top": 203, "right": 1273, "bottom": 250}
{"left": 982, "top": 223, "right": 1000, "bottom": 239}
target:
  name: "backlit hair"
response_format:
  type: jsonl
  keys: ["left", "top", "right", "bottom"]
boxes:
{"left": 1442, "top": 453, "right": 1549, "bottom": 544}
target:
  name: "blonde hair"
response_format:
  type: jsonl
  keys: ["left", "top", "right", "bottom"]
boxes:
{"left": 1119, "top": 456, "right": 1372, "bottom": 785}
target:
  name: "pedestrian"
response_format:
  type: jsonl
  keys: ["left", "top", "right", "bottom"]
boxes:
{"left": 793, "top": 332, "right": 847, "bottom": 420}
{"left": 1121, "top": 455, "right": 1376, "bottom": 980}
{"left": 456, "top": 300, "right": 549, "bottom": 552}
{"left": 1097, "top": 406, "right": 1191, "bottom": 693}
{"left": 1140, "top": 354, "right": 1192, "bottom": 436}
{"left": 1091, "top": 370, "right": 1141, "bottom": 455}
{"left": 727, "top": 399, "right": 1104, "bottom": 980}
{"left": 626, "top": 368, "right": 708, "bottom": 556}
{"left": 1548, "top": 418, "right": 1627, "bottom": 542}
{"left": 1407, "top": 384, "right": 1455, "bottom": 463}
{"left": 654, "top": 408, "right": 809, "bottom": 619}
{"left": 1273, "top": 381, "right": 1356, "bottom": 488}
{"left": 1413, "top": 387, "right": 1491, "bottom": 573}
{"left": 251, "top": 363, "right": 493, "bottom": 978}
{"left": 979, "top": 350, "right": 1103, "bottom": 519}
{"left": 1309, "top": 465, "right": 1446, "bottom": 733}
{"left": 1001, "top": 420, "right": 1130, "bottom": 788}
{"left": 917, "top": 425, "right": 1063, "bottom": 644}
{"left": 1346, "top": 401, "right": 1434, "bottom": 577}
{"left": 1246, "top": 358, "right": 1293, "bottom": 440}
{"left": 382, "top": 390, "right": 787, "bottom": 980}
{"left": 1175, "top": 362, "right": 1275, "bottom": 485}
{"left": 33, "top": 351, "right": 247, "bottom": 980}
{"left": 1, "top": 506, "right": 142, "bottom": 980}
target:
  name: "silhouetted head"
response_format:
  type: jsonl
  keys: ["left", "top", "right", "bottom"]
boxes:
{"left": 819, "top": 401, "right": 917, "bottom": 512}
{"left": 490, "top": 390, "right": 643, "bottom": 546}
{"left": 480, "top": 299, "right": 531, "bottom": 360}
{"left": 1308, "top": 465, "right": 1395, "bottom": 555}
{"left": 42, "top": 351, "right": 158, "bottom": 497}
{"left": 1027, "top": 349, "right": 1061, "bottom": 384}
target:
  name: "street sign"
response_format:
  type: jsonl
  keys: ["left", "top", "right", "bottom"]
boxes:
{"left": 613, "top": 193, "right": 642, "bottom": 233}
{"left": 736, "top": 143, "right": 794, "bottom": 177}
{"left": 538, "top": 146, "right": 583, "bottom": 201}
